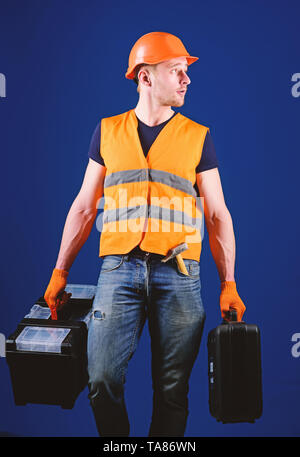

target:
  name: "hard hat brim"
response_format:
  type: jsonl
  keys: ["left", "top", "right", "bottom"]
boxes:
{"left": 125, "top": 55, "right": 199, "bottom": 80}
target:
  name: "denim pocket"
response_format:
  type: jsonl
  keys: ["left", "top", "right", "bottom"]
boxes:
{"left": 101, "top": 255, "right": 124, "bottom": 272}
{"left": 175, "top": 258, "right": 200, "bottom": 278}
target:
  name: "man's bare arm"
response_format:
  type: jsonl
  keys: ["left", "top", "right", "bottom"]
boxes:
{"left": 55, "top": 159, "right": 106, "bottom": 271}
{"left": 196, "top": 168, "right": 235, "bottom": 282}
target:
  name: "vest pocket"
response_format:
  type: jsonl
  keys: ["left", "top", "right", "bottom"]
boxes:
{"left": 101, "top": 255, "right": 125, "bottom": 272}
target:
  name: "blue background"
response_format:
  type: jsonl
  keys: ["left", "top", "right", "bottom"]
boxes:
{"left": 0, "top": 0, "right": 299, "bottom": 437}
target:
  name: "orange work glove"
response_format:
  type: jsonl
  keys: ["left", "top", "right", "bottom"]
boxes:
{"left": 44, "top": 268, "right": 72, "bottom": 320}
{"left": 219, "top": 281, "right": 246, "bottom": 322}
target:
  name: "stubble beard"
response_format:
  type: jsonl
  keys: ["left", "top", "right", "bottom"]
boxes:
{"left": 160, "top": 93, "right": 185, "bottom": 108}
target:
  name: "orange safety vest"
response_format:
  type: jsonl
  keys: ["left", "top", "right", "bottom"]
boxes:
{"left": 98, "top": 109, "right": 209, "bottom": 261}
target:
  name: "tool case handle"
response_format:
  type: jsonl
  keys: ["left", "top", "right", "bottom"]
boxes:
{"left": 222, "top": 309, "right": 238, "bottom": 324}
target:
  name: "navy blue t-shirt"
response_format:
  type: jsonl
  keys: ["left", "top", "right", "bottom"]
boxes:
{"left": 88, "top": 112, "right": 219, "bottom": 174}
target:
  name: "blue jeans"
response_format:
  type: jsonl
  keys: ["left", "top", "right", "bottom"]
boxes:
{"left": 87, "top": 252, "right": 206, "bottom": 437}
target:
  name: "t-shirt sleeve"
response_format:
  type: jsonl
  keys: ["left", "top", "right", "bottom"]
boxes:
{"left": 196, "top": 130, "right": 219, "bottom": 173}
{"left": 88, "top": 121, "right": 105, "bottom": 166}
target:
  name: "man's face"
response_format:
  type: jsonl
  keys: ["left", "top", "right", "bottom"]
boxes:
{"left": 149, "top": 57, "right": 191, "bottom": 107}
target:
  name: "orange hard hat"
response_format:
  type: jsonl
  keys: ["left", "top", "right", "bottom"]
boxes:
{"left": 125, "top": 31, "right": 199, "bottom": 80}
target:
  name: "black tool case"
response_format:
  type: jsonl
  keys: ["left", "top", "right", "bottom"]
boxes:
{"left": 6, "top": 284, "right": 95, "bottom": 409}
{"left": 207, "top": 311, "right": 263, "bottom": 423}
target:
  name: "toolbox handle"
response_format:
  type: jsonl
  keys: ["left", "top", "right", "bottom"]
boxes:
{"left": 222, "top": 309, "right": 238, "bottom": 324}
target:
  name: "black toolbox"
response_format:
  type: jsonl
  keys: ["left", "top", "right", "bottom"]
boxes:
{"left": 6, "top": 284, "right": 96, "bottom": 409}
{"left": 207, "top": 311, "right": 263, "bottom": 423}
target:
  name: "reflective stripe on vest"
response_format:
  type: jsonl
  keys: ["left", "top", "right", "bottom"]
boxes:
{"left": 103, "top": 204, "right": 202, "bottom": 229}
{"left": 104, "top": 168, "right": 197, "bottom": 197}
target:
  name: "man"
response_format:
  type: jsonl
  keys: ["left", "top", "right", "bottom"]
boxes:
{"left": 44, "top": 31, "right": 245, "bottom": 437}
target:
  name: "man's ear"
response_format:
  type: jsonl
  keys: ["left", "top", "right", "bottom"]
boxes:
{"left": 138, "top": 68, "right": 152, "bottom": 87}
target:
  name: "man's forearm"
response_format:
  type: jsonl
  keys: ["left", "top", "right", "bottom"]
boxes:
{"left": 55, "top": 201, "right": 97, "bottom": 272}
{"left": 206, "top": 208, "right": 236, "bottom": 282}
